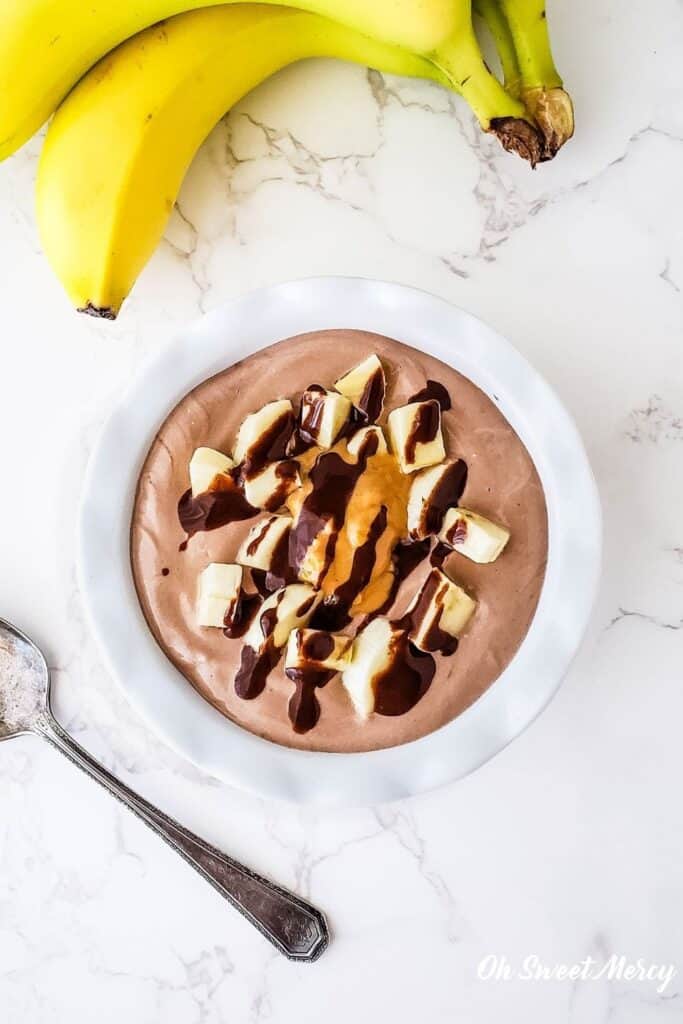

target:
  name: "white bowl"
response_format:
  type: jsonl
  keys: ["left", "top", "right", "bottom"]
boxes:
{"left": 79, "top": 277, "right": 601, "bottom": 806}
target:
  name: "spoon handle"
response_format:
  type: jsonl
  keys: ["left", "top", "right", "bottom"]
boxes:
{"left": 37, "top": 714, "right": 328, "bottom": 962}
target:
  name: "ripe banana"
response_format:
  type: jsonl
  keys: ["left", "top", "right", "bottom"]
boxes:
{"left": 36, "top": 5, "right": 539, "bottom": 318}
{"left": 475, "top": 0, "right": 573, "bottom": 157}
{"left": 473, "top": 0, "right": 522, "bottom": 98}
{"left": 1, "top": 0, "right": 540, "bottom": 162}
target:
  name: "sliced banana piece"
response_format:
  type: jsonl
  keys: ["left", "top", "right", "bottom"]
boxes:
{"left": 346, "top": 425, "right": 388, "bottom": 458}
{"left": 237, "top": 515, "right": 292, "bottom": 572}
{"left": 233, "top": 399, "right": 294, "bottom": 466}
{"left": 439, "top": 508, "right": 510, "bottom": 564}
{"left": 407, "top": 459, "right": 467, "bottom": 539}
{"left": 243, "top": 459, "right": 301, "bottom": 511}
{"left": 243, "top": 583, "right": 321, "bottom": 652}
{"left": 284, "top": 628, "right": 352, "bottom": 674}
{"left": 408, "top": 568, "right": 475, "bottom": 652}
{"left": 334, "top": 354, "right": 386, "bottom": 421}
{"left": 197, "top": 563, "right": 243, "bottom": 628}
{"left": 341, "top": 617, "right": 400, "bottom": 719}
{"left": 296, "top": 518, "right": 336, "bottom": 589}
{"left": 189, "top": 446, "right": 234, "bottom": 496}
{"left": 299, "top": 386, "right": 352, "bottom": 448}
{"left": 387, "top": 399, "right": 446, "bottom": 474}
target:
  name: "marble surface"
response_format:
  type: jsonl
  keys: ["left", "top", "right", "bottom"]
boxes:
{"left": 1, "top": 1, "right": 683, "bottom": 1020}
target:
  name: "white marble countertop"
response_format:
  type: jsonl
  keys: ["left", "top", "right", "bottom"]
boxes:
{"left": 1, "top": 1, "right": 683, "bottom": 1020}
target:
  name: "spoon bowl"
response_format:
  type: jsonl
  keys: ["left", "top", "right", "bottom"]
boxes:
{"left": 0, "top": 618, "right": 49, "bottom": 740}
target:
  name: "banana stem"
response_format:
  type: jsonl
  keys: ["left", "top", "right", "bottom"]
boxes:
{"left": 431, "top": 19, "right": 543, "bottom": 166}
{"left": 498, "top": 0, "right": 574, "bottom": 157}
{"left": 500, "top": 0, "right": 561, "bottom": 87}
{"left": 473, "top": 0, "right": 522, "bottom": 98}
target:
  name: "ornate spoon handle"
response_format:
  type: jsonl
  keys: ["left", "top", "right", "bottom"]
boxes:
{"left": 37, "top": 712, "right": 328, "bottom": 961}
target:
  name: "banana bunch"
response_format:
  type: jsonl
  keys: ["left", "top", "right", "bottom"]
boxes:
{"left": 0, "top": 0, "right": 573, "bottom": 318}
{"left": 473, "top": 0, "right": 573, "bottom": 157}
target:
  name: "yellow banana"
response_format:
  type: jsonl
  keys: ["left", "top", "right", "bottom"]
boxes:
{"left": 473, "top": 0, "right": 522, "bottom": 98}
{"left": 1, "top": 0, "right": 538, "bottom": 161}
{"left": 428, "top": 3, "right": 541, "bottom": 165}
{"left": 493, "top": 0, "right": 574, "bottom": 156}
{"left": 35, "top": 6, "right": 443, "bottom": 318}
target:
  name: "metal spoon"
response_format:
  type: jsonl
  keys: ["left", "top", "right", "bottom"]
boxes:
{"left": 0, "top": 617, "right": 328, "bottom": 961}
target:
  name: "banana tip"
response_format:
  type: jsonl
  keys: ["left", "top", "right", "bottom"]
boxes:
{"left": 489, "top": 117, "right": 544, "bottom": 168}
{"left": 522, "top": 86, "right": 575, "bottom": 160}
{"left": 78, "top": 302, "right": 117, "bottom": 320}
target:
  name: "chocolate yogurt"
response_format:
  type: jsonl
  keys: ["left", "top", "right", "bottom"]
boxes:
{"left": 130, "top": 329, "right": 548, "bottom": 752}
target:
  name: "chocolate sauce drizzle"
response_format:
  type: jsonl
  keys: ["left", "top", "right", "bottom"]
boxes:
{"left": 223, "top": 590, "right": 262, "bottom": 639}
{"left": 288, "top": 429, "right": 379, "bottom": 577}
{"left": 234, "top": 641, "right": 279, "bottom": 700}
{"left": 250, "top": 569, "right": 275, "bottom": 598}
{"left": 286, "top": 670, "right": 332, "bottom": 734}
{"left": 297, "top": 385, "right": 329, "bottom": 447}
{"left": 360, "top": 537, "right": 431, "bottom": 627}
{"left": 246, "top": 518, "right": 297, "bottom": 592}
{"left": 405, "top": 399, "right": 440, "bottom": 465}
{"left": 350, "top": 535, "right": 462, "bottom": 717}
{"left": 395, "top": 569, "right": 459, "bottom": 656}
{"left": 234, "top": 592, "right": 320, "bottom": 704}
{"left": 408, "top": 379, "right": 452, "bottom": 411}
{"left": 240, "top": 409, "right": 295, "bottom": 479}
{"left": 429, "top": 541, "right": 452, "bottom": 569}
{"left": 178, "top": 473, "right": 257, "bottom": 547}
{"left": 289, "top": 384, "right": 369, "bottom": 455}
{"left": 442, "top": 514, "right": 468, "bottom": 547}
{"left": 260, "top": 459, "right": 300, "bottom": 512}
{"left": 373, "top": 632, "right": 435, "bottom": 716}
{"left": 360, "top": 553, "right": 464, "bottom": 715}
{"left": 177, "top": 408, "right": 298, "bottom": 547}
{"left": 245, "top": 518, "right": 272, "bottom": 558}
{"left": 356, "top": 366, "right": 385, "bottom": 422}
{"left": 234, "top": 591, "right": 286, "bottom": 699}
{"left": 411, "top": 459, "right": 468, "bottom": 539}
{"left": 284, "top": 632, "right": 336, "bottom": 733}
{"left": 177, "top": 371, "right": 467, "bottom": 732}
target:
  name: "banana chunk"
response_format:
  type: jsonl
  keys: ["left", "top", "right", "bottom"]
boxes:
{"left": 197, "top": 563, "right": 243, "bottom": 628}
{"left": 346, "top": 425, "right": 388, "bottom": 458}
{"left": 334, "top": 354, "right": 386, "bottom": 421}
{"left": 387, "top": 400, "right": 446, "bottom": 474}
{"left": 296, "top": 519, "right": 336, "bottom": 589}
{"left": 298, "top": 386, "right": 352, "bottom": 448}
{"left": 341, "top": 617, "right": 400, "bottom": 719}
{"left": 285, "top": 629, "right": 352, "bottom": 674}
{"left": 243, "top": 583, "right": 321, "bottom": 653}
{"left": 233, "top": 399, "right": 294, "bottom": 467}
{"left": 243, "top": 459, "right": 301, "bottom": 511}
{"left": 189, "top": 446, "right": 234, "bottom": 496}
{"left": 408, "top": 568, "right": 475, "bottom": 652}
{"left": 406, "top": 458, "right": 468, "bottom": 539}
{"left": 439, "top": 508, "right": 510, "bottom": 563}
{"left": 237, "top": 515, "right": 292, "bottom": 572}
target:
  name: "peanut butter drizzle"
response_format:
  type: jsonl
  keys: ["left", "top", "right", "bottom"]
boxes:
{"left": 321, "top": 448, "right": 411, "bottom": 614}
